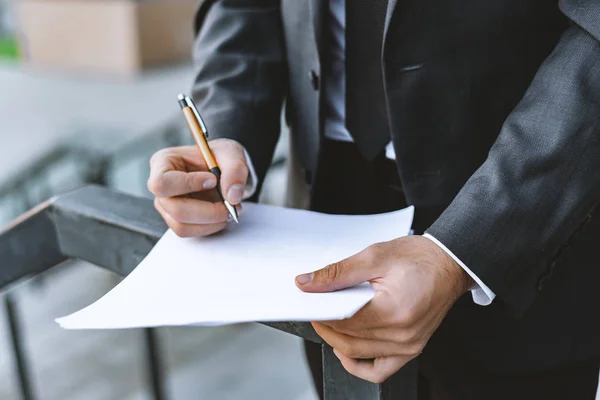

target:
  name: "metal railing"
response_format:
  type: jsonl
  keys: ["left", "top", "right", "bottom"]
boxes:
{"left": 0, "top": 127, "right": 182, "bottom": 400}
{"left": 0, "top": 185, "right": 417, "bottom": 400}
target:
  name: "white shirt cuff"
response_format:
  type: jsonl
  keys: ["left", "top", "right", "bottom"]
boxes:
{"left": 241, "top": 147, "right": 258, "bottom": 200}
{"left": 422, "top": 233, "right": 496, "bottom": 306}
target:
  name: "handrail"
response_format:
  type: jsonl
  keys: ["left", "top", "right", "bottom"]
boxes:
{"left": 0, "top": 185, "right": 417, "bottom": 400}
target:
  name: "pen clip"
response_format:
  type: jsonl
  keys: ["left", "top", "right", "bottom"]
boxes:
{"left": 184, "top": 96, "right": 209, "bottom": 139}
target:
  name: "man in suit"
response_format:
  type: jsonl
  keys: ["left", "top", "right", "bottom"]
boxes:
{"left": 147, "top": 0, "right": 600, "bottom": 398}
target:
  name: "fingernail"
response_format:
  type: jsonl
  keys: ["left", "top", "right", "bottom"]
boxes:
{"left": 227, "top": 184, "right": 244, "bottom": 204}
{"left": 333, "top": 349, "right": 341, "bottom": 359}
{"left": 296, "top": 273, "right": 313, "bottom": 285}
{"left": 203, "top": 178, "right": 216, "bottom": 189}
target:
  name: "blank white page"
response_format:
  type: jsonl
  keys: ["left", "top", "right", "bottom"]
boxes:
{"left": 57, "top": 203, "right": 414, "bottom": 329}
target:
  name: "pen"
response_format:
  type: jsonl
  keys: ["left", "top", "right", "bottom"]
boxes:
{"left": 177, "top": 94, "right": 239, "bottom": 223}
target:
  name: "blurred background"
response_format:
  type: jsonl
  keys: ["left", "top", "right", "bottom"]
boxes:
{"left": 0, "top": 0, "right": 315, "bottom": 399}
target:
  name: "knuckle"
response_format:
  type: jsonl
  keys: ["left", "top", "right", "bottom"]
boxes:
{"left": 148, "top": 151, "right": 161, "bottom": 166}
{"left": 362, "top": 243, "right": 382, "bottom": 264}
{"left": 146, "top": 178, "right": 154, "bottom": 194}
{"left": 231, "top": 159, "right": 249, "bottom": 179}
{"left": 371, "top": 242, "right": 386, "bottom": 255}
{"left": 320, "top": 263, "right": 342, "bottom": 284}
{"left": 183, "top": 173, "right": 199, "bottom": 194}
{"left": 401, "top": 328, "right": 419, "bottom": 344}
{"left": 393, "top": 330, "right": 423, "bottom": 356}
{"left": 170, "top": 222, "right": 189, "bottom": 237}
{"left": 338, "top": 342, "right": 353, "bottom": 357}
{"left": 149, "top": 148, "right": 171, "bottom": 165}
{"left": 371, "top": 374, "right": 386, "bottom": 384}
{"left": 147, "top": 177, "right": 164, "bottom": 196}
{"left": 214, "top": 138, "right": 241, "bottom": 151}
{"left": 404, "top": 340, "right": 424, "bottom": 357}
{"left": 413, "top": 342, "right": 425, "bottom": 357}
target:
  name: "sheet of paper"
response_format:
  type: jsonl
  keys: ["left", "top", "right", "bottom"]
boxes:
{"left": 56, "top": 203, "right": 414, "bottom": 329}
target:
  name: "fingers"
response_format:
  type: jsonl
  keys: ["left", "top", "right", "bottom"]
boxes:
{"left": 318, "top": 296, "right": 426, "bottom": 356}
{"left": 320, "top": 312, "right": 386, "bottom": 335}
{"left": 296, "top": 244, "right": 385, "bottom": 293}
{"left": 333, "top": 350, "right": 410, "bottom": 384}
{"left": 211, "top": 139, "right": 249, "bottom": 205}
{"left": 157, "top": 196, "right": 231, "bottom": 225}
{"left": 154, "top": 198, "right": 228, "bottom": 237}
{"left": 313, "top": 322, "right": 393, "bottom": 359}
{"left": 320, "top": 292, "right": 400, "bottom": 333}
{"left": 321, "top": 322, "right": 425, "bottom": 359}
{"left": 148, "top": 142, "right": 247, "bottom": 238}
{"left": 148, "top": 146, "right": 217, "bottom": 198}
{"left": 317, "top": 321, "right": 414, "bottom": 383}
{"left": 149, "top": 170, "right": 217, "bottom": 198}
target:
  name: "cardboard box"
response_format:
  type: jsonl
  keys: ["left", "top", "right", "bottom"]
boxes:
{"left": 16, "top": 0, "right": 198, "bottom": 75}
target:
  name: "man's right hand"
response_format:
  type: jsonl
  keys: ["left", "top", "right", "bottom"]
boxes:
{"left": 147, "top": 139, "right": 248, "bottom": 237}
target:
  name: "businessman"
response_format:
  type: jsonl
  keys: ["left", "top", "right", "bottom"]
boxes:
{"left": 147, "top": 0, "right": 600, "bottom": 398}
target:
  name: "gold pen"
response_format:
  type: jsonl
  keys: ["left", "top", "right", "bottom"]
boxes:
{"left": 178, "top": 94, "right": 239, "bottom": 223}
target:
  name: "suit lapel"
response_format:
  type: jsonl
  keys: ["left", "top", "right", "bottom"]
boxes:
{"left": 384, "top": 0, "right": 399, "bottom": 40}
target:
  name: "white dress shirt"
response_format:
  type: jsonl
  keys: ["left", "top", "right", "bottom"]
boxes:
{"left": 242, "top": 0, "right": 495, "bottom": 306}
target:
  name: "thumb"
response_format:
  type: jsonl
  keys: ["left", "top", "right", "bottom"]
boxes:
{"left": 211, "top": 139, "right": 249, "bottom": 205}
{"left": 296, "top": 248, "right": 381, "bottom": 293}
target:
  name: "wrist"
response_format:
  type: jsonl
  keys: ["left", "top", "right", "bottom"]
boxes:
{"left": 447, "top": 257, "right": 475, "bottom": 296}
{"left": 423, "top": 236, "right": 474, "bottom": 297}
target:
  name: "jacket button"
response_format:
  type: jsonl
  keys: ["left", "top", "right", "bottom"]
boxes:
{"left": 309, "top": 70, "right": 320, "bottom": 91}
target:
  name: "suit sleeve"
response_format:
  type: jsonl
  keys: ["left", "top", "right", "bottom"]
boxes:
{"left": 191, "top": 0, "right": 286, "bottom": 190}
{"left": 425, "top": 0, "right": 600, "bottom": 315}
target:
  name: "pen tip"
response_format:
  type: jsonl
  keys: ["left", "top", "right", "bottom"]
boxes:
{"left": 177, "top": 94, "right": 185, "bottom": 101}
{"left": 224, "top": 201, "right": 239, "bottom": 224}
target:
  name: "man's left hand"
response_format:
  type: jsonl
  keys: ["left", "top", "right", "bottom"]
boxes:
{"left": 295, "top": 236, "right": 473, "bottom": 383}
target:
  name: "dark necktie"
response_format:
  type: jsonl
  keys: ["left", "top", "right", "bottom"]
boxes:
{"left": 345, "top": 0, "right": 390, "bottom": 160}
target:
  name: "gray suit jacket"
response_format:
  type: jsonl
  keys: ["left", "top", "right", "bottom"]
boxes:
{"left": 191, "top": 0, "right": 600, "bottom": 372}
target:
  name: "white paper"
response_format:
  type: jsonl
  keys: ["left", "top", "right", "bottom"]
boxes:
{"left": 56, "top": 203, "right": 414, "bottom": 329}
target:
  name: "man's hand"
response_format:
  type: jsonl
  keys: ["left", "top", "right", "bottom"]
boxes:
{"left": 295, "top": 236, "right": 473, "bottom": 383}
{"left": 147, "top": 139, "right": 248, "bottom": 237}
